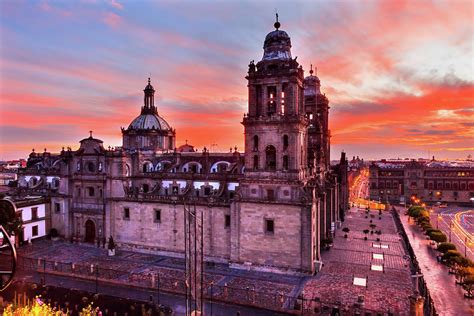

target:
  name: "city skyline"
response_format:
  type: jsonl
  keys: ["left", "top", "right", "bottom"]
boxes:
{"left": 1, "top": 0, "right": 473, "bottom": 160}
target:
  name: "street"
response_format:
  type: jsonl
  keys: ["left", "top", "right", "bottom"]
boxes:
{"left": 430, "top": 206, "right": 474, "bottom": 260}
{"left": 398, "top": 207, "right": 474, "bottom": 315}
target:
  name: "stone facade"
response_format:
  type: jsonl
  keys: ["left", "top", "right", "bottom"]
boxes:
{"left": 369, "top": 159, "right": 474, "bottom": 205}
{"left": 15, "top": 20, "right": 348, "bottom": 274}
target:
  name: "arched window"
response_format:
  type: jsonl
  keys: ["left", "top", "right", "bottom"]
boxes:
{"left": 283, "top": 135, "right": 289, "bottom": 150}
{"left": 265, "top": 145, "right": 276, "bottom": 170}
{"left": 283, "top": 155, "right": 289, "bottom": 170}
{"left": 253, "top": 155, "right": 259, "bottom": 170}
{"left": 253, "top": 135, "right": 259, "bottom": 151}
{"left": 143, "top": 162, "right": 153, "bottom": 173}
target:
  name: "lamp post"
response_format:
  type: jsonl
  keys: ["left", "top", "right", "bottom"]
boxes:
{"left": 465, "top": 237, "right": 468, "bottom": 257}
{"left": 449, "top": 221, "right": 453, "bottom": 243}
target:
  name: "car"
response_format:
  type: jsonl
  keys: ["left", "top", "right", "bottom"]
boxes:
{"left": 435, "top": 202, "right": 448, "bottom": 208}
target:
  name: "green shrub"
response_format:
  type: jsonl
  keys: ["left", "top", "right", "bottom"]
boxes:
{"left": 408, "top": 206, "right": 425, "bottom": 218}
{"left": 437, "top": 242, "right": 457, "bottom": 253}
{"left": 429, "top": 231, "right": 447, "bottom": 243}
{"left": 442, "top": 250, "right": 462, "bottom": 262}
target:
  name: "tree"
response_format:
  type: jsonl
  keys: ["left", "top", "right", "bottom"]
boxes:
{"left": 0, "top": 198, "right": 22, "bottom": 237}
{"left": 429, "top": 231, "right": 447, "bottom": 243}
{"left": 437, "top": 242, "right": 457, "bottom": 253}
{"left": 442, "top": 250, "right": 462, "bottom": 268}
{"left": 462, "top": 275, "right": 474, "bottom": 298}
{"left": 342, "top": 227, "right": 350, "bottom": 233}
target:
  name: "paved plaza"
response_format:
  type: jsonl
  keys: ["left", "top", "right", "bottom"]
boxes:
{"left": 15, "top": 207, "right": 415, "bottom": 314}
{"left": 303, "top": 207, "right": 413, "bottom": 314}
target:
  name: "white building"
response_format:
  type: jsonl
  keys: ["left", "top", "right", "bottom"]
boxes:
{"left": 11, "top": 196, "right": 50, "bottom": 244}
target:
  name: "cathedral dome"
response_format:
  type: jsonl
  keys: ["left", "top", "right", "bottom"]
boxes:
{"left": 128, "top": 113, "right": 171, "bottom": 131}
{"left": 262, "top": 18, "right": 292, "bottom": 61}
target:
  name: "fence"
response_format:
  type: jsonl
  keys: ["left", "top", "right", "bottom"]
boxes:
{"left": 16, "top": 255, "right": 391, "bottom": 315}
{"left": 391, "top": 207, "right": 437, "bottom": 316}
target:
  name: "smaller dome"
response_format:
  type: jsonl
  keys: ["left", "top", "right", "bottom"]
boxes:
{"left": 128, "top": 113, "right": 171, "bottom": 131}
{"left": 304, "top": 66, "right": 321, "bottom": 96}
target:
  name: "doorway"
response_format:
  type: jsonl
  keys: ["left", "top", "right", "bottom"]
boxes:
{"left": 84, "top": 220, "right": 96, "bottom": 243}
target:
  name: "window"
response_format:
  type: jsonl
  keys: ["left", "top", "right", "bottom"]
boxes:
{"left": 143, "top": 184, "right": 149, "bottom": 193}
{"left": 267, "top": 86, "right": 277, "bottom": 115}
{"left": 283, "top": 155, "right": 289, "bottom": 170}
{"left": 32, "top": 225, "right": 38, "bottom": 237}
{"left": 253, "top": 135, "right": 259, "bottom": 151}
{"left": 53, "top": 178, "right": 60, "bottom": 188}
{"left": 265, "top": 145, "right": 276, "bottom": 170}
{"left": 123, "top": 208, "right": 130, "bottom": 220}
{"left": 55, "top": 203, "right": 60, "bottom": 213}
{"left": 154, "top": 209, "right": 161, "bottom": 223}
{"left": 253, "top": 155, "right": 259, "bottom": 170}
{"left": 87, "top": 162, "right": 95, "bottom": 172}
{"left": 225, "top": 215, "right": 231, "bottom": 228}
{"left": 265, "top": 219, "right": 274, "bottom": 234}
{"left": 98, "top": 162, "right": 103, "bottom": 172}
{"left": 77, "top": 162, "right": 81, "bottom": 171}
{"left": 267, "top": 189, "right": 275, "bottom": 201}
{"left": 88, "top": 187, "right": 95, "bottom": 197}
{"left": 77, "top": 187, "right": 81, "bottom": 196}
{"left": 31, "top": 207, "right": 38, "bottom": 220}
{"left": 204, "top": 187, "right": 211, "bottom": 196}
{"left": 283, "top": 135, "right": 289, "bottom": 150}
{"left": 99, "top": 189, "right": 103, "bottom": 197}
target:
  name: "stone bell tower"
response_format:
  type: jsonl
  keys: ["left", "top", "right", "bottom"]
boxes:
{"left": 242, "top": 15, "right": 309, "bottom": 187}
{"left": 233, "top": 16, "right": 313, "bottom": 272}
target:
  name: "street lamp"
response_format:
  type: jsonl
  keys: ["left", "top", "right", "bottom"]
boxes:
{"left": 465, "top": 237, "right": 468, "bottom": 257}
{"left": 449, "top": 221, "right": 453, "bottom": 243}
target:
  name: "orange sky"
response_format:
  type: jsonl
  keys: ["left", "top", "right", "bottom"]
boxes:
{"left": 0, "top": 0, "right": 473, "bottom": 160}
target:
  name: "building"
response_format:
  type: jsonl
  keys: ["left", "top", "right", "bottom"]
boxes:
{"left": 2, "top": 196, "right": 50, "bottom": 245}
{"left": 369, "top": 159, "right": 474, "bottom": 205}
{"left": 15, "top": 19, "right": 348, "bottom": 274}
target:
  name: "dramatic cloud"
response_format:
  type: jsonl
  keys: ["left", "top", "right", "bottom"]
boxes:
{"left": 0, "top": 0, "right": 473, "bottom": 160}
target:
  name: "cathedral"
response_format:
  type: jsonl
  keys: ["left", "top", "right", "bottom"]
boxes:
{"left": 17, "top": 19, "right": 348, "bottom": 274}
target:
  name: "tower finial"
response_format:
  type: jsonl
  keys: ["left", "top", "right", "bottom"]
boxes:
{"left": 309, "top": 64, "right": 314, "bottom": 75}
{"left": 274, "top": 11, "right": 280, "bottom": 30}
{"left": 148, "top": 77, "right": 151, "bottom": 85}
{"left": 89, "top": 130, "right": 93, "bottom": 138}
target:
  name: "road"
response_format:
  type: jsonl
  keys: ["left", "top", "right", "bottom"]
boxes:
{"left": 398, "top": 207, "right": 474, "bottom": 315}
{"left": 350, "top": 168, "right": 385, "bottom": 210}
{"left": 430, "top": 206, "right": 474, "bottom": 260}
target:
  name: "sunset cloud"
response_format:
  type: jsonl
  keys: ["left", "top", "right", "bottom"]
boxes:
{"left": 0, "top": 0, "right": 472, "bottom": 160}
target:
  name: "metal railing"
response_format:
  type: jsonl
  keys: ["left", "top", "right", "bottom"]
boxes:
{"left": 17, "top": 255, "right": 390, "bottom": 315}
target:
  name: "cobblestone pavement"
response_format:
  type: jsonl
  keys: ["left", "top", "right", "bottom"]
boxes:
{"left": 303, "top": 207, "right": 413, "bottom": 315}
{"left": 399, "top": 208, "right": 474, "bottom": 316}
